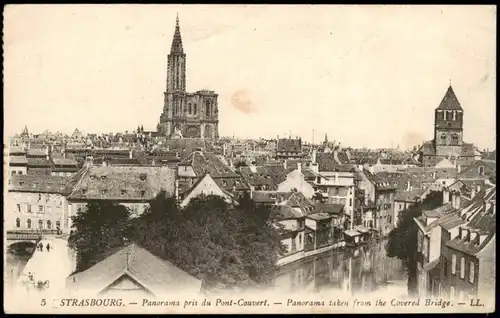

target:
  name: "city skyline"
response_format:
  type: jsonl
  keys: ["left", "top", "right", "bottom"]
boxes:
{"left": 4, "top": 5, "right": 496, "bottom": 149}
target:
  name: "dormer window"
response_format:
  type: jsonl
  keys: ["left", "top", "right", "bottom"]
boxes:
{"left": 222, "top": 180, "right": 227, "bottom": 187}
{"left": 140, "top": 190, "right": 146, "bottom": 197}
{"left": 101, "top": 176, "right": 107, "bottom": 181}
{"left": 101, "top": 189, "right": 107, "bottom": 196}
{"left": 140, "top": 173, "right": 147, "bottom": 181}
{"left": 82, "top": 189, "right": 87, "bottom": 195}
{"left": 478, "top": 166, "right": 485, "bottom": 176}
{"left": 19, "top": 181, "right": 24, "bottom": 186}
{"left": 121, "top": 190, "right": 127, "bottom": 196}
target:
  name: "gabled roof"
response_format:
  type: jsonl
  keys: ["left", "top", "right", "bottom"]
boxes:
{"left": 67, "top": 243, "right": 201, "bottom": 296}
{"left": 436, "top": 85, "right": 463, "bottom": 110}
{"left": 67, "top": 165, "right": 176, "bottom": 201}
{"left": 9, "top": 174, "right": 73, "bottom": 194}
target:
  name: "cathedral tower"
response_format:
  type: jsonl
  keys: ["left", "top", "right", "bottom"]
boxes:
{"left": 158, "top": 16, "right": 219, "bottom": 139}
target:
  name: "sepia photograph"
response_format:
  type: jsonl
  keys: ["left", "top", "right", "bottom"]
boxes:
{"left": 3, "top": 4, "right": 496, "bottom": 314}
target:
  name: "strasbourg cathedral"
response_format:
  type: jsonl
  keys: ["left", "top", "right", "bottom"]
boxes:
{"left": 157, "top": 16, "right": 219, "bottom": 139}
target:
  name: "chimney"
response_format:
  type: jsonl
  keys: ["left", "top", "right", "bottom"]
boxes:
{"left": 443, "top": 187, "right": 450, "bottom": 204}
{"left": 175, "top": 179, "right": 180, "bottom": 202}
{"left": 312, "top": 149, "right": 317, "bottom": 164}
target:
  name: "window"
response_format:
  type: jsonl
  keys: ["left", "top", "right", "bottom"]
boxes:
{"left": 460, "top": 257, "right": 465, "bottom": 279}
{"left": 56, "top": 221, "right": 60, "bottom": 230}
{"left": 38, "top": 205, "right": 44, "bottom": 214}
{"left": 39, "top": 194, "right": 42, "bottom": 201}
{"left": 188, "top": 102, "right": 192, "bottom": 114}
{"left": 27, "top": 219, "right": 32, "bottom": 229}
{"left": 16, "top": 204, "right": 21, "bottom": 212}
{"left": 47, "top": 220, "right": 52, "bottom": 229}
{"left": 11, "top": 171, "right": 15, "bottom": 176}
{"left": 469, "top": 261, "right": 475, "bottom": 283}
{"left": 349, "top": 198, "right": 353, "bottom": 207}
{"left": 299, "top": 234, "right": 302, "bottom": 245}
{"left": 451, "top": 254, "right": 457, "bottom": 274}
{"left": 193, "top": 103, "right": 197, "bottom": 114}
{"left": 205, "top": 100, "right": 210, "bottom": 115}
{"left": 453, "top": 111, "right": 456, "bottom": 121}
{"left": 27, "top": 204, "right": 32, "bottom": 213}
{"left": 38, "top": 220, "right": 43, "bottom": 229}
{"left": 478, "top": 166, "right": 485, "bottom": 176}
{"left": 16, "top": 218, "right": 20, "bottom": 228}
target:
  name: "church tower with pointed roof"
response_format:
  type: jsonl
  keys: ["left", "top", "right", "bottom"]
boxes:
{"left": 434, "top": 85, "right": 464, "bottom": 150}
{"left": 158, "top": 15, "right": 219, "bottom": 139}
{"left": 419, "top": 84, "right": 481, "bottom": 167}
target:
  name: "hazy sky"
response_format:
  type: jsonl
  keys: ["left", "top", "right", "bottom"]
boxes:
{"left": 3, "top": 5, "right": 497, "bottom": 149}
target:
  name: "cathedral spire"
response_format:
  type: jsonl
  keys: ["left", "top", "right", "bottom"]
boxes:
{"left": 170, "top": 13, "right": 184, "bottom": 54}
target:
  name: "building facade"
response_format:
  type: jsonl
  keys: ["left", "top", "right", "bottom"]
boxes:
{"left": 419, "top": 85, "right": 481, "bottom": 167}
{"left": 157, "top": 16, "right": 219, "bottom": 139}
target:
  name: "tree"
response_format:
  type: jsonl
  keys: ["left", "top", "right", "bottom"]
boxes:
{"left": 129, "top": 191, "right": 284, "bottom": 291}
{"left": 232, "top": 193, "right": 287, "bottom": 285}
{"left": 386, "top": 190, "right": 443, "bottom": 296}
{"left": 68, "top": 201, "right": 132, "bottom": 273}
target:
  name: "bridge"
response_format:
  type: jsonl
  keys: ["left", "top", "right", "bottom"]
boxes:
{"left": 7, "top": 230, "right": 62, "bottom": 251}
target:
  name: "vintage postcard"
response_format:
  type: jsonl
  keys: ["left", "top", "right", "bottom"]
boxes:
{"left": 3, "top": 4, "right": 496, "bottom": 314}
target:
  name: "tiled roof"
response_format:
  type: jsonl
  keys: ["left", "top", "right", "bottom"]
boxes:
{"left": 9, "top": 156, "right": 27, "bottom": 165}
{"left": 419, "top": 141, "right": 436, "bottom": 156}
{"left": 8, "top": 174, "right": 73, "bottom": 194}
{"left": 67, "top": 165, "right": 176, "bottom": 201}
{"left": 52, "top": 158, "right": 78, "bottom": 166}
{"left": 26, "top": 148, "right": 48, "bottom": 157}
{"left": 163, "top": 138, "right": 215, "bottom": 159}
{"left": 67, "top": 243, "right": 201, "bottom": 295}
{"left": 436, "top": 85, "right": 463, "bottom": 110}
{"left": 9, "top": 146, "right": 25, "bottom": 155}
{"left": 252, "top": 191, "right": 291, "bottom": 204}
{"left": 306, "top": 212, "right": 331, "bottom": 221}
{"left": 238, "top": 165, "right": 286, "bottom": 190}
{"left": 180, "top": 151, "right": 239, "bottom": 178}
{"left": 277, "top": 138, "right": 301, "bottom": 153}
{"left": 461, "top": 143, "right": 476, "bottom": 157}
{"left": 314, "top": 203, "right": 344, "bottom": 215}
{"left": 27, "top": 158, "right": 52, "bottom": 167}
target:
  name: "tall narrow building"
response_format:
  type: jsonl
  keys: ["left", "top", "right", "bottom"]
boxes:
{"left": 419, "top": 85, "right": 481, "bottom": 167}
{"left": 157, "top": 15, "right": 219, "bottom": 139}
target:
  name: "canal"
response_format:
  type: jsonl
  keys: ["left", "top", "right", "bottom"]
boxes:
{"left": 5, "top": 249, "right": 32, "bottom": 288}
{"left": 274, "top": 239, "right": 408, "bottom": 297}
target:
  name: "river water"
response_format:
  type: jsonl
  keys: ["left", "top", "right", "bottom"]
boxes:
{"left": 5, "top": 250, "right": 32, "bottom": 288}
{"left": 5, "top": 239, "right": 407, "bottom": 298}
{"left": 274, "top": 239, "right": 408, "bottom": 297}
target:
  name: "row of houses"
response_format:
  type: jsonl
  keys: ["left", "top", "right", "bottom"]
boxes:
{"left": 415, "top": 182, "right": 496, "bottom": 300}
